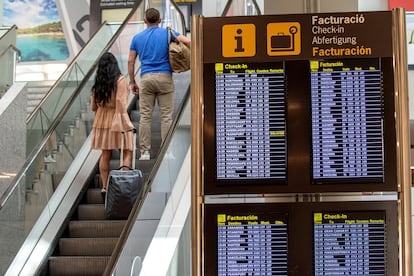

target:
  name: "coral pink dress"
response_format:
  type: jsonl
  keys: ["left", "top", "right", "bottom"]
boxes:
{"left": 91, "top": 75, "right": 134, "bottom": 150}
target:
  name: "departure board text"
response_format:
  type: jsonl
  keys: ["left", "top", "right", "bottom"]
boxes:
{"left": 216, "top": 212, "right": 288, "bottom": 275}
{"left": 215, "top": 62, "right": 287, "bottom": 180}
{"left": 314, "top": 211, "right": 386, "bottom": 275}
{"left": 310, "top": 59, "right": 384, "bottom": 182}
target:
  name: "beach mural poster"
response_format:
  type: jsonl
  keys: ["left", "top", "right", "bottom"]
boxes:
{"left": 3, "top": 0, "right": 69, "bottom": 62}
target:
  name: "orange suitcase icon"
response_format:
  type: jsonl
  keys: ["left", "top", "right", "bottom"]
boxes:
{"left": 271, "top": 26, "right": 298, "bottom": 51}
{"left": 267, "top": 23, "right": 301, "bottom": 56}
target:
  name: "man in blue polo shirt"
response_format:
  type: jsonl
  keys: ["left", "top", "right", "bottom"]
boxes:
{"left": 128, "top": 8, "right": 190, "bottom": 160}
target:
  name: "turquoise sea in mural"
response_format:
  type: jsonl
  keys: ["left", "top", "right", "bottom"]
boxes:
{"left": 16, "top": 35, "right": 69, "bottom": 62}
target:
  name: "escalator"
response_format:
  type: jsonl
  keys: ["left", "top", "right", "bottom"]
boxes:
{"left": 1, "top": 0, "right": 188, "bottom": 275}
{"left": 7, "top": 60, "right": 190, "bottom": 275}
{"left": 45, "top": 71, "right": 190, "bottom": 275}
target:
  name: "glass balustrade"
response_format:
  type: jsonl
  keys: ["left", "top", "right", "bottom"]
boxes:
{"left": 222, "top": 0, "right": 262, "bottom": 16}
{"left": 25, "top": 23, "right": 118, "bottom": 156}
{"left": 0, "top": 0, "right": 188, "bottom": 273}
{"left": 0, "top": 25, "right": 19, "bottom": 97}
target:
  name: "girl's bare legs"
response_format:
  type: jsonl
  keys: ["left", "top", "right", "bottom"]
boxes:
{"left": 100, "top": 149, "right": 112, "bottom": 192}
{"left": 122, "top": 150, "right": 132, "bottom": 169}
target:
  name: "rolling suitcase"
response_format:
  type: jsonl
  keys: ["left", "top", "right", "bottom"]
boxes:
{"left": 105, "top": 129, "right": 143, "bottom": 219}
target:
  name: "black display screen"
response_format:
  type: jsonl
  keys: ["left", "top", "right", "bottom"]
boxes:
{"left": 215, "top": 62, "right": 287, "bottom": 180}
{"left": 311, "top": 59, "right": 384, "bottom": 183}
{"left": 313, "top": 210, "right": 386, "bottom": 275}
{"left": 203, "top": 58, "right": 396, "bottom": 194}
{"left": 204, "top": 202, "right": 398, "bottom": 276}
{"left": 216, "top": 211, "right": 288, "bottom": 275}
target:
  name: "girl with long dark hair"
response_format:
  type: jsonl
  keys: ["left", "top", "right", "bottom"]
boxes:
{"left": 91, "top": 52, "right": 134, "bottom": 196}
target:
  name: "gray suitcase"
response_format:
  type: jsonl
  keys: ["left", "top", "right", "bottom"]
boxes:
{"left": 105, "top": 129, "right": 143, "bottom": 219}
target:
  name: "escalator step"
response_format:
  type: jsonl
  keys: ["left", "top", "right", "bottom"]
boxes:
{"left": 86, "top": 188, "right": 105, "bottom": 204}
{"left": 77, "top": 204, "right": 105, "bottom": 220}
{"left": 48, "top": 256, "right": 109, "bottom": 276}
{"left": 68, "top": 220, "right": 126, "bottom": 238}
{"left": 58, "top": 237, "right": 118, "bottom": 256}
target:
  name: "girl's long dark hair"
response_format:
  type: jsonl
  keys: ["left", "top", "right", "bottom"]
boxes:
{"left": 92, "top": 52, "right": 121, "bottom": 106}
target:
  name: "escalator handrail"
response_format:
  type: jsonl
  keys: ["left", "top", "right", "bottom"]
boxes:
{"left": 0, "top": 0, "right": 145, "bottom": 210}
{"left": 104, "top": 80, "right": 191, "bottom": 276}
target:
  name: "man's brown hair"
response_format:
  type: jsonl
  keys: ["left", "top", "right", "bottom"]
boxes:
{"left": 145, "top": 8, "right": 160, "bottom": 24}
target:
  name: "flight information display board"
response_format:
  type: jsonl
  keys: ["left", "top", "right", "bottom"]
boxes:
{"left": 203, "top": 58, "right": 396, "bottom": 194}
{"left": 215, "top": 62, "right": 286, "bottom": 180}
{"left": 204, "top": 202, "right": 398, "bottom": 276}
{"left": 311, "top": 59, "right": 384, "bottom": 183}
{"left": 314, "top": 210, "right": 386, "bottom": 275}
{"left": 216, "top": 211, "right": 288, "bottom": 275}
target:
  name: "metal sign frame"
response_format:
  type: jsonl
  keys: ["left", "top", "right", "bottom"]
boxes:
{"left": 191, "top": 8, "right": 411, "bottom": 276}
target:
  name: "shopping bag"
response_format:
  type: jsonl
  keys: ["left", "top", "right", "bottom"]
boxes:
{"left": 168, "top": 26, "right": 190, "bottom": 73}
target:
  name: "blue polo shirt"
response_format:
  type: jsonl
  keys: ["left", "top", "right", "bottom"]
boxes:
{"left": 130, "top": 26, "right": 180, "bottom": 76}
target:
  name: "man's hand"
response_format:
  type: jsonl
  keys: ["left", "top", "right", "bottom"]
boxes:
{"left": 130, "top": 83, "right": 139, "bottom": 95}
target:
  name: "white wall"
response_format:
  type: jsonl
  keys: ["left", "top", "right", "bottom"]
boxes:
{"left": 409, "top": 71, "right": 414, "bottom": 120}
{"left": 263, "top": 0, "right": 311, "bottom": 14}
{"left": 358, "top": 0, "right": 388, "bottom": 11}
{"left": 262, "top": 0, "right": 388, "bottom": 14}
{"left": 316, "top": 0, "right": 358, "bottom": 12}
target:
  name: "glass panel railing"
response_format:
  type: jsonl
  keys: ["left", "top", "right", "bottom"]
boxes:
{"left": 166, "top": 212, "right": 192, "bottom": 275}
{"left": 0, "top": 25, "right": 19, "bottom": 97}
{"left": 1, "top": 0, "right": 187, "bottom": 273}
{"left": 25, "top": 23, "right": 118, "bottom": 156}
{"left": 25, "top": 0, "right": 187, "bottom": 157}
{"left": 2, "top": 70, "right": 97, "bottom": 276}
{"left": 0, "top": 45, "right": 21, "bottom": 96}
{"left": 111, "top": 87, "right": 191, "bottom": 276}
{"left": 163, "top": 2, "right": 187, "bottom": 33}
{"left": 222, "top": 0, "right": 262, "bottom": 16}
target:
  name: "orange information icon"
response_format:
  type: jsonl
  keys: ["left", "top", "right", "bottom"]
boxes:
{"left": 222, "top": 24, "right": 256, "bottom": 57}
{"left": 267, "top": 22, "right": 301, "bottom": 56}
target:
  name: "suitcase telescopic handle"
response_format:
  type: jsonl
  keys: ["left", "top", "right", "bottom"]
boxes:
{"left": 120, "top": 128, "right": 137, "bottom": 169}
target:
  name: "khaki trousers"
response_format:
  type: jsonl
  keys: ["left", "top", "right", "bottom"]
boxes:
{"left": 139, "top": 73, "right": 174, "bottom": 152}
